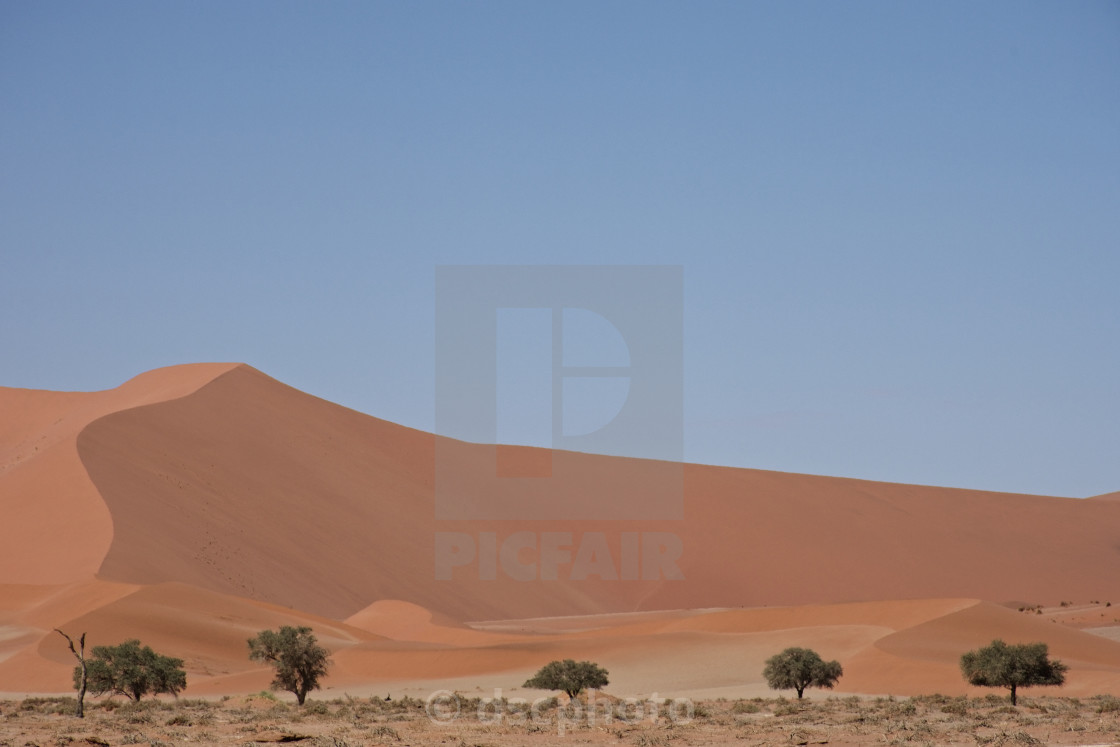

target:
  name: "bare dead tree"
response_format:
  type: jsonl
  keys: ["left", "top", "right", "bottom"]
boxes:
{"left": 54, "top": 629, "right": 87, "bottom": 717}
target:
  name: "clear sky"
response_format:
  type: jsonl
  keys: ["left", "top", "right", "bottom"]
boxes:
{"left": 2, "top": 2, "right": 1117, "bottom": 497}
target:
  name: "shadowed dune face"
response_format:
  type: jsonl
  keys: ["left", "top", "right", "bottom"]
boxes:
{"left": 76, "top": 366, "right": 1120, "bottom": 622}
{"left": 78, "top": 365, "right": 438, "bottom": 620}
{"left": 0, "top": 363, "right": 239, "bottom": 585}
{"left": 76, "top": 366, "right": 695, "bottom": 620}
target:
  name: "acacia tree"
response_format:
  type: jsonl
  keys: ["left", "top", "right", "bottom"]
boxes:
{"left": 248, "top": 626, "right": 331, "bottom": 705}
{"left": 82, "top": 640, "right": 186, "bottom": 701}
{"left": 960, "top": 639, "right": 1067, "bottom": 706}
{"left": 762, "top": 647, "right": 843, "bottom": 699}
{"left": 55, "top": 630, "right": 87, "bottom": 717}
{"left": 523, "top": 659, "right": 609, "bottom": 700}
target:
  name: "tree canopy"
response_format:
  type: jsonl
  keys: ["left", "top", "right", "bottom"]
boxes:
{"left": 960, "top": 639, "right": 1067, "bottom": 705}
{"left": 248, "top": 626, "right": 331, "bottom": 705}
{"left": 80, "top": 640, "right": 186, "bottom": 701}
{"left": 522, "top": 659, "right": 610, "bottom": 700}
{"left": 762, "top": 647, "right": 843, "bottom": 699}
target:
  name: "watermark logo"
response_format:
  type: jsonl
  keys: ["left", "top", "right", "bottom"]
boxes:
{"left": 434, "top": 266, "right": 684, "bottom": 583}
{"left": 434, "top": 265, "right": 683, "bottom": 521}
{"left": 433, "top": 530, "right": 683, "bottom": 581}
{"left": 425, "top": 689, "right": 694, "bottom": 735}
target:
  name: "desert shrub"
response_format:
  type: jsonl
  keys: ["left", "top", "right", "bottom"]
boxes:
{"left": 534, "top": 696, "right": 559, "bottom": 712}
{"left": 941, "top": 699, "right": 969, "bottom": 716}
{"left": 369, "top": 724, "right": 400, "bottom": 740}
{"left": 732, "top": 699, "right": 762, "bottom": 714}
{"left": 773, "top": 700, "right": 804, "bottom": 717}
{"left": 174, "top": 698, "right": 215, "bottom": 710}
{"left": 1096, "top": 695, "right": 1120, "bottom": 713}
{"left": 20, "top": 697, "right": 77, "bottom": 715}
{"left": 398, "top": 694, "right": 425, "bottom": 710}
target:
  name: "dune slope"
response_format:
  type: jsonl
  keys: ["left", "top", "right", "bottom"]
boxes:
{"left": 69, "top": 364, "right": 1120, "bottom": 622}
{"left": 0, "top": 363, "right": 239, "bottom": 585}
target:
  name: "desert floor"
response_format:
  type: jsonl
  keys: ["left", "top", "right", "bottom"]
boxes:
{"left": 4, "top": 692, "right": 1120, "bottom": 747}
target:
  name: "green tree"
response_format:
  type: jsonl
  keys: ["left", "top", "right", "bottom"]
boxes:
{"left": 960, "top": 639, "right": 1067, "bottom": 706}
{"left": 248, "top": 626, "right": 331, "bottom": 705}
{"left": 762, "top": 647, "right": 843, "bottom": 699}
{"left": 522, "top": 659, "right": 610, "bottom": 700}
{"left": 80, "top": 640, "right": 186, "bottom": 701}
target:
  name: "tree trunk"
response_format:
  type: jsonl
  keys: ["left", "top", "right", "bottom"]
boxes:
{"left": 297, "top": 689, "right": 307, "bottom": 706}
{"left": 1010, "top": 685, "right": 1017, "bottom": 706}
{"left": 55, "top": 630, "right": 86, "bottom": 718}
{"left": 796, "top": 687, "right": 804, "bottom": 699}
{"left": 76, "top": 658, "right": 87, "bottom": 718}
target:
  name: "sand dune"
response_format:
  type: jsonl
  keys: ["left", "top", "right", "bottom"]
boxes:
{"left": 0, "top": 581, "right": 382, "bottom": 694}
{"left": 0, "top": 363, "right": 239, "bottom": 585}
{"left": 64, "top": 364, "right": 1120, "bottom": 622}
{"left": 3, "top": 362, "right": 1120, "bottom": 699}
{"left": 10, "top": 589, "right": 1120, "bottom": 699}
{"left": 298, "top": 598, "right": 1120, "bottom": 700}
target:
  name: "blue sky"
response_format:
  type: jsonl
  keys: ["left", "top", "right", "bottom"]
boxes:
{"left": 2, "top": 2, "right": 1117, "bottom": 497}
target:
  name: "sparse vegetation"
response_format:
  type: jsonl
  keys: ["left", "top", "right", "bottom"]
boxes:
{"left": 248, "top": 626, "right": 332, "bottom": 706}
{"left": 762, "top": 647, "right": 843, "bottom": 699}
{"left": 961, "top": 640, "right": 1068, "bottom": 706}
{"left": 8, "top": 694, "right": 1120, "bottom": 746}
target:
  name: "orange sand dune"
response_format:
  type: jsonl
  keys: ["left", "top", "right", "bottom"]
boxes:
{"left": 0, "top": 581, "right": 383, "bottom": 694}
{"left": 7, "top": 587, "right": 1120, "bottom": 700}
{"left": 0, "top": 363, "right": 239, "bottom": 585}
{"left": 344, "top": 600, "right": 513, "bottom": 646}
{"left": 4, "top": 363, "right": 1120, "bottom": 699}
{"left": 326, "top": 598, "right": 1120, "bottom": 700}
{"left": 55, "top": 363, "right": 1120, "bottom": 622}
{"left": 841, "top": 600, "right": 1120, "bottom": 696}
